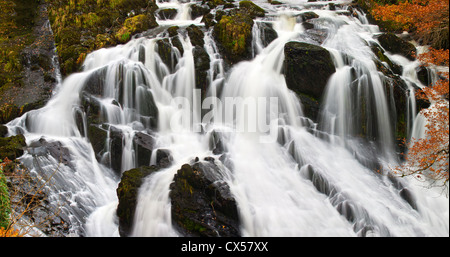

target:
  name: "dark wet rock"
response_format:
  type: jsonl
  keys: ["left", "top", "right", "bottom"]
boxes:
{"left": 192, "top": 45, "right": 211, "bottom": 99}
{"left": 186, "top": 24, "right": 205, "bottom": 47}
{"left": 137, "top": 87, "right": 159, "bottom": 129}
{"left": 116, "top": 165, "right": 159, "bottom": 237}
{"left": 167, "top": 26, "right": 184, "bottom": 56}
{"left": 202, "top": 13, "right": 216, "bottom": 29}
{"left": 258, "top": 22, "right": 278, "bottom": 47}
{"left": 83, "top": 66, "right": 108, "bottom": 96}
{"left": 133, "top": 131, "right": 155, "bottom": 167}
{"left": 298, "top": 11, "right": 319, "bottom": 22}
{"left": 416, "top": 65, "right": 431, "bottom": 86}
{"left": 209, "top": 130, "right": 226, "bottom": 155}
{"left": 0, "top": 125, "right": 8, "bottom": 137}
{"left": 239, "top": 1, "right": 266, "bottom": 18}
{"left": 155, "top": 148, "right": 173, "bottom": 168}
{"left": 27, "top": 137, "right": 72, "bottom": 168}
{"left": 304, "top": 27, "right": 328, "bottom": 45}
{"left": 156, "top": 8, "right": 178, "bottom": 20}
{"left": 167, "top": 26, "right": 180, "bottom": 37}
{"left": 376, "top": 33, "right": 416, "bottom": 61}
{"left": 87, "top": 124, "right": 108, "bottom": 162}
{"left": 170, "top": 161, "right": 240, "bottom": 237}
{"left": 203, "top": 0, "right": 227, "bottom": 9}
{"left": 283, "top": 41, "right": 336, "bottom": 100}
{"left": 190, "top": 4, "right": 210, "bottom": 20}
{"left": 297, "top": 94, "right": 321, "bottom": 122}
{"left": 370, "top": 42, "right": 403, "bottom": 76}
{"left": 109, "top": 126, "right": 124, "bottom": 175}
{"left": 80, "top": 92, "right": 104, "bottom": 126}
{"left": 156, "top": 38, "right": 176, "bottom": 72}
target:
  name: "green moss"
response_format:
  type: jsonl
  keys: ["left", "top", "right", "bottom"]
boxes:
{"left": 47, "top": 0, "right": 158, "bottom": 76}
{"left": 115, "top": 14, "right": 156, "bottom": 43}
{"left": 213, "top": 13, "right": 254, "bottom": 63}
{"left": 0, "top": 0, "right": 39, "bottom": 91}
{"left": 183, "top": 218, "right": 207, "bottom": 233}
{"left": 116, "top": 165, "right": 158, "bottom": 236}
{"left": 0, "top": 166, "right": 11, "bottom": 230}
{"left": 0, "top": 134, "right": 27, "bottom": 160}
{"left": 239, "top": 1, "right": 266, "bottom": 18}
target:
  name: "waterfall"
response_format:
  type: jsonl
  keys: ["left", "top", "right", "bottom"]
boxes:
{"left": 5, "top": 0, "right": 448, "bottom": 237}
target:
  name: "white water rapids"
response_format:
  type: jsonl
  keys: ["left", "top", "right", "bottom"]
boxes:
{"left": 5, "top": 0, "right": 449, "bottom": 237}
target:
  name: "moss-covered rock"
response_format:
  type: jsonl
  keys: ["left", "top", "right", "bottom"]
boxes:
{"left": 203, "top": 0, "right": 227, "bottom": 9}
{"left": 170, "top": 161, "right": 240, "bottom": 237}
{"left": 186, "top": 24, "right": 205, "bottom": 47}
{"left": 370, "top": 42, "right": 402, "bottom": 76}
{"left": 115, "top": 14, "right": 158, "bottom": 43}
{"left": 283, "top": 41, "right": 336, "bottom": 100}
{"left": 0, "top": 1, "right": 57, "bottom": 124}
{"left": 239, "top": 1, "right": 266, "bottom": 18}
{"left": 47, "top": 0, "right": 159, "bottom": 76}
{"left": 0, "top": 134, "right": 26, "bottom": 160}
{"left": 213, "top": 12, "right": 254, "bottom": 64}
{"left": 156, "top": 38, "right": 175, "bottom": 71}
{"left": 116, "top": 165, "right": 159, "bottom": 237}
{"left": 190, "top": 4, "right": 210, "bottom": 20}
{"left": 0, "top": 125, "right": 7, "bottom": 138}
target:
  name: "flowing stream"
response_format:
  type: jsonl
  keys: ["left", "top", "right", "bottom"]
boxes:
{"left": 5, "top": 0, "right": 449, "bottom": 237}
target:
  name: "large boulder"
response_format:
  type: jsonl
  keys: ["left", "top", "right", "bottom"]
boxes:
{"left": 376, "top": 33, "right": 416, "bottom": 61}
{"left": 213, "top": 12, "right": 254, "bottom": 64}
{"left": 170, "top": 160, "right": 240, "bottom": 237}
{"left": 116, "top": 165, "right": 159, "bottom": 237}
{"left": 283, "top": 41, "right": 336, "bottom": 101}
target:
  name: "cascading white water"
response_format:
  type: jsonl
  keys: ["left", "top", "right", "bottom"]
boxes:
{"left": 5, "top": 0, "right": 448, "bottom": 237}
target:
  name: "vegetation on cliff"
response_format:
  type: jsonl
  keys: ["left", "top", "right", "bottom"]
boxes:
{"left": 47, "top": 0, "right": 158, "bottom": 75}
{"left": 358, "top": 0, "right": 448, "bottom": 186}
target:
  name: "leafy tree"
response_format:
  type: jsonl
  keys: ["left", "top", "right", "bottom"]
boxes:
{"left": 369, "top": 0, "right": 449, "bottom": 190}
{"left": 392, "top": 49, "right": 449, "bottom": 190}
{"left": 371, "top": 0, "right": 449, "bottom": 49}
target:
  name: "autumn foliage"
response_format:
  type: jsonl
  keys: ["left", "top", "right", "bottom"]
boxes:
{"left": 393, "top": 49, "right": 449, "bottom": 188}
{"left": 371, "top": 0, "right": 449, "bottom": 49}
{"left": 369, "top": 0, "right": 449, "bottom": 188}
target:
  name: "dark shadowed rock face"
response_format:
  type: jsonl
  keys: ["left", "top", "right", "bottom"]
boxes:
{"left": 116, "top": 165, "right": 159, "bottom": 237}
{"left": 170, "top": 160, "right": 240, "bottom": 237}
{"left": 376, "top": 33, "right": 416, "bottom": 61}
{"left": 283, "top": 41, "right": 336, "bottom": 101}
